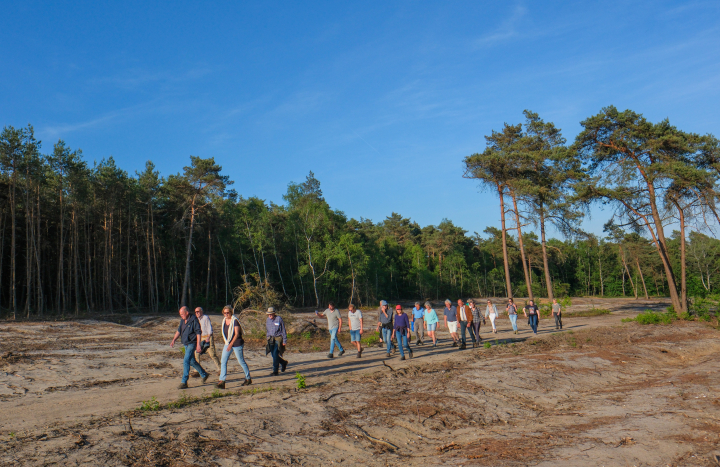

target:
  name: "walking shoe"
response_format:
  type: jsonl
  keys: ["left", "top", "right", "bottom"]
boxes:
{"left": 281, "top": 359, "right": 288, "bottom": 372}
{"left": 270, "top": 371, "right": 279, "bottom": 376}
{"left": 359, "top": 348, "right": 363, "bottom": 357}
{"left": 408, "top": 350, "right": 413, "bottom": 359}
{"left": 215, "top": 381, "right": 225, "bottom": 389}
{"left": 386, "top": 352, "right": 391, "bottom": 357}
{"left": 433, "top": 342, "right": 437, "bottom": 348}
{"left": 400, "top": 356, "right": 406, "bottom": 361}
{"left": 242, "top": 378, "right": 252, "bottom": 386}
{"left": 327, "top": 354, "right": 334, "bottom": 359}
{"left": 339, "top": 350, "right": 345, "bottom": 357}
{"left": 357, "top": 352, "right": 361, "bottom": 358}
{"left": 459, "top": 344, "right": 466, "bottom": 350}
{"left": 201, "top": 374, "right": 209, "bottom": 384}
{"left": 452, "top": 342, "right": 458, "bottom": 347}
{"left": 178, "top": 383, "right": 188, "bottom": 389}
{"left": 415, "top": 340, "right": 420, "bottom": 346}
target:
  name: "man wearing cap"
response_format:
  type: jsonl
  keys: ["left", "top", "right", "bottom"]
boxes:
{"left": 316, "top": 301, "right": 345, "bottom": 359}
{"left": 456, "top": 298, "right": 476, "bottom": 350}
{"left": 170, "top": 306, "right": 209, "bottom": 389}
{"left": 265, "top": 306, "right": 288, "bottom": 376}
{"left": 376, "top": 300, "right": 395, "bottom": 357}
{"left": 442, "top": 299, "right": 460, "bottom": 347}
{"left": 411, "top": 301, "right": 425, "bottom": 346}
{"left": 193, "top": 307, "right": 221, "bottom": 373}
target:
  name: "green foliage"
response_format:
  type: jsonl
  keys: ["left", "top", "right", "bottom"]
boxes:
{"left": 138, "top": 396, "right": 161, "bottom": 412}
{"left": 624, "top": 309, "right": 677, "bottom": 325}
{"left": 483, "top": 342, "right": 491, "bottom": 349}
{"left": 167, "top": 393, "right": 197, "bottom": 409}
{"left": 361, "top": 334, "right": 379, "bottom": 346}
{"left": 295, "top": 372, "right": 306, "bottom": 389}
{"left": 301, "top": 332, "right": 312, "bottom": 340}
{"left": 569, "top": 308, "right": 611, "bottom": 317}
{"left": 179, "top": 346, "right": 186, "bottom": 357}
{"left": 241, "top": 386, "right": 275, "bottom": 395}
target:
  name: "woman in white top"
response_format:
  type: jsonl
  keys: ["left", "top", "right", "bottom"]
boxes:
{"left": 216, "top": 305, "right": 252, "bottom": 389}
{"left": 485, "top": 300, "right": 499, "bottom": 333}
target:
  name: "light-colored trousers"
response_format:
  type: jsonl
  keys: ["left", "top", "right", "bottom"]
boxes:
{"left": 195, "top": 334, "right": 222, "bottom": 371}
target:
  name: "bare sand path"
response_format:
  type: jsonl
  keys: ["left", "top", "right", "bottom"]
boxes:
{"left": 1, "top": 298, "right": 668, "bottom": 433}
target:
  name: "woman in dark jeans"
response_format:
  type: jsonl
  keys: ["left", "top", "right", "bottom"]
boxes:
{"left": 523, "top": 300, "right": 540, "bottom": 334}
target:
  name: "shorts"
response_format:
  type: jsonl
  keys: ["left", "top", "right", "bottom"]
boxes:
{"left": 447, "top": 321, "right": 458, "bottom": 333}
{"left": 427, "top": 323, "right": 437, "bottom": 331}
{"left": 350, "top": 330, "right": 361, "bottom": 342}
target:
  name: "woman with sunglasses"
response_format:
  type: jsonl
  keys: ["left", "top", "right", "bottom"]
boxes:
{"left": 506, "top": 298, "right": 519, "bottom": 334}
{"left": 216, "top": 305, "right": 252, "bottom": 388}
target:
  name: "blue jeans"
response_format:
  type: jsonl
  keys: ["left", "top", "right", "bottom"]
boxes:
{"left": 460, "top": 321, "right": 475, "bottom": 344}
{"left": 220, "top": 345, "right": 250, "bottom": 381}
{"left": 269, "top": 340, "right": 285, "bottom": 372}
{"left": 182, "top": 344, "right": 208, "bottom": 384}
{"left": 395, "top": 332, "right": 411, "bottom": 357}
{"left": 329, "top": 328, "right": 344, "bottom": 354}
{"left": 509, "top": 314, "right": 518, "bottom": 331}
{"left": 381, "top": 327, "right": 393, "bottom": 353}
{"left": 529, "top": 314, "right": 538, "bottom": 334}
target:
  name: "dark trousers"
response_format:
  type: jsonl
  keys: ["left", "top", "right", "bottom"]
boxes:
{"left": 269, "top": 341, "right": 287, "bottom": 372}
{"left": 459, "top": 321, "right": 475, "bottom": 344}
{"left": 529, "top": 314, "right": 539, "bottom": 334}
{"left": 554, "top": 314, "right": 563, "bottom": 329}
{"left": 471, "top": 321, "right": 481, "bottom": 342}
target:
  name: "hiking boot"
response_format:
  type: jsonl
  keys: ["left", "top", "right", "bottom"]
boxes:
{"left": 400, "top": 356, "right": 406, "bottom": 361}
{"left": 459, "top": 344, "right": 466, "bottom": 350}
{"left": 358, "top": 348, "right": 363, "bottom": 357}
{"left": 281, "top": 359, "right": 288, "bottom": 372}
{"left": 201, "top": 374, "right": 209, "bottom": 384}
{"left": 452, "top": 342, "right": 458, "bottom": 347}
{"left": 415, "top": 340, "right": 420, "bottom": 346}
{"left": 408, "top": 351, "right": 413, "bottom": 359}
{"left": 270, "top": 371, "right": 279, "bottom": 376}
{"left": 339, "top": 350, "right": 345, "bottom": 357}
{"left": 242, "top": 378, "right": 252, "bottom": 386}
{"left": 178, "top": 383, "right": 188, "bottom": 389}
{"left": 327, "top": 353, "right": 334, "bottom": 359}
{"left": 357, "top": 352, "right": 361, "bottom": 358}
{"left": 386, "top": 352, "right": 391, "bottom": 357}
{"left": 215, "top": 381, "right": 225, "bottom": 389}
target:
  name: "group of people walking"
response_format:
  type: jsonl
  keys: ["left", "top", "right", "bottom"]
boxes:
{"left": 170, "top": 297, "right": 564, "bottom": 389}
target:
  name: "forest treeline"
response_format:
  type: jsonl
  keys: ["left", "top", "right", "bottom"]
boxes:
{"left": 1, "top": 106, "right": 720, "bottom": 319}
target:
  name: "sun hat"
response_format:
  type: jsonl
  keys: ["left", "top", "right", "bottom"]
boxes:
{"left": 266, "top": 306, "right": 276, "bottom": 314}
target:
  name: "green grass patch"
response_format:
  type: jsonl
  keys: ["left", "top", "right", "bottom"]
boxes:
{"left": 137, "top": 396, "right": 161, "bottom": 412}
{"left": 623, "top": 309, "right": 676, "bottom": 325}
{"left": 361, "top": 334, "right": 379, "bottom": 347}
{"left": 240, "top": 386, "right": 275, "bottom": 395}
{"left": 167, "top": 393, "right": 197, "bottom": 409}
{"left": 567, "top": 308, "right": 611, "bottom": 318}
{"left": 483, "top": 342, "right": 491, "bottom": 349}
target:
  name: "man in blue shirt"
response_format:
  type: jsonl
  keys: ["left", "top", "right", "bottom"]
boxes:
{"left": 442, "top": 299, "right": 459, "bottom": 347}
{"left": 170, "top": 306, "right": 209, "bottom": 389}
{"left": 265, "top": 307, "right": 288, "bottom": 376}
{"left": 411, "top": 301, "right": 425, "bottom": 346}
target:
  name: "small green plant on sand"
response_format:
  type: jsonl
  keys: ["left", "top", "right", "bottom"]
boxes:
{"left": 179, "top": 346, "right": 186, "bottom": 357}
{"left": 483, "top": 342, "right": 491, "bottom": 349}
{"left": 138, "top": 396, "right": 161, "bottom": 412}
{"left": 167, "top": 393, "right": 196, "bottom": 409}
{"left": 295, "top": 372, "right": 306, "bottom": 389}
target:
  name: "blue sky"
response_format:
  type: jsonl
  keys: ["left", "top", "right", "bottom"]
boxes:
{"left": 2, "top": 1, "right": 719, "bottom": 238}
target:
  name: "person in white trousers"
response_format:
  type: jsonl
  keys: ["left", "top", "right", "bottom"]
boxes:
{"left": 485, "top": 300, "right": 499, "bottom": 333}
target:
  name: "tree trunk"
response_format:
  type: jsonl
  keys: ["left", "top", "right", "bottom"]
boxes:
{"left": 497, "top": 182, "right": 512, "bottom": 298}
{"left": 206, "top": 229, "right": 212, "bottom": 309}
{"left": 11, "top": 155, "right": 17, "bottom": 318}
{"left": 619, "top": 247, "right": 637, "bottom": 299}
{"left": 635, "top": 256, "right": 649, "bottom": 300}
{"left": 646, "top": 183, "right": 682, "bottom": 313}
{"left": 180, "top": 200, "right": 196, "bottom": 308}
{"left": 540, "top": 207, "right": 553, "bottom": 301}
{"left": 676, "top": 203, "right": 688, "bottom": 313}
{"left": 509, "top": 188, "right": 533, "bottom": 301}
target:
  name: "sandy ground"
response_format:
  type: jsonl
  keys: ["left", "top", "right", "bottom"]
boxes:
{"left": 1, "top": 298, "right": 719, "bottom": 466}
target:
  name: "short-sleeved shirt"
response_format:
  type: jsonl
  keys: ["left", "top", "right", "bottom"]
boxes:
{"left": 412, "top": 307, "right": 425, "bottom": 319}
{"left": 348, "top": 310, "right": 363, "bottom": 330}
{"left": 197, "top": 314, "right": 213, "bottom": 337}
{"left": 223, "top": 321, "right": 244, "bottom": 347}
{"left": 444, "top": 306, "right": 457, "bottom": 322}
{"left": 526, "top": 305, "right": 539, "bottom": 315}
{"left": 325, "top": 308, "right": 341, "bottom": 330}
{"left": 424, "top": 309, "right": 439, "bottom": 325}
{"left": 552, "top": 303, "right": 561, "bottom": 314}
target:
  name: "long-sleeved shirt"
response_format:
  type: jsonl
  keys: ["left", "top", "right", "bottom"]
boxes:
{"left": 177, "top": 314, "right": 202, "bottom": 346}
{"left": 393, "top": 312, "right": 410, "bottom": 331}
{"left": 266, "top": 315, "right": 287, "bottom": 344}
{"left": 485, "top": 304, "right": 498, "bottom": 318}
{"left": 378, "top": 308, "right": 393, "bottom": 328}
{"left": 470, "top": 306, "right": 482, "bottom": 322}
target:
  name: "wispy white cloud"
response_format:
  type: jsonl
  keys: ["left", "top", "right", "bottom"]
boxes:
{"left": 474, "top": 5, "right": 528, "bottom": 48}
